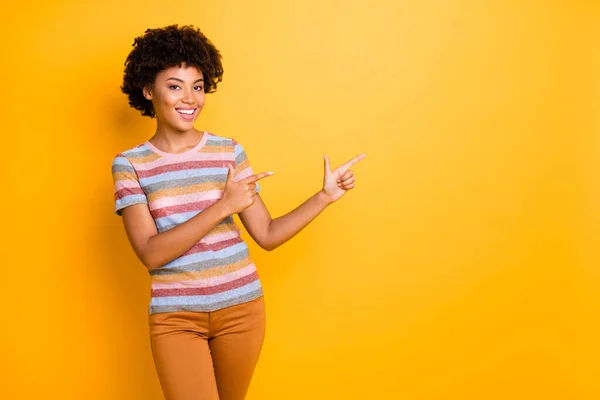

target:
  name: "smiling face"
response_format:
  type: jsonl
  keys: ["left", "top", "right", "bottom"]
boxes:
{"left": 143, "top": 63, "right": 206, "bottom": 133}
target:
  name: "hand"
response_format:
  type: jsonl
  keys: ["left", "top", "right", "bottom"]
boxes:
{"left": 221, "top": 164, "right": 274, "bottom": 214}
{"left": 322, "top": 153, "right": 366, "bottom": 203}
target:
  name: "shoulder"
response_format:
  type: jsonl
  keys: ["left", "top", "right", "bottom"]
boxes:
{"left": 111, "top": 143, "right": 150, "bottom": 167}
{"left": 203, "top": 132, "right": 237, "bottom": 147}
{"left": 203, "top": 132, "right": 249, "bottom": 156}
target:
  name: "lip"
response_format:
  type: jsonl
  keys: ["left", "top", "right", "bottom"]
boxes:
{"left": 175, "top": 108, "right": 197, "bottom": 121}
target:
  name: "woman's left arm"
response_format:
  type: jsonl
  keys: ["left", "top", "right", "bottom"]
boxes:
{"left": 239, "top": 153, "right": 366, "bottom": 251}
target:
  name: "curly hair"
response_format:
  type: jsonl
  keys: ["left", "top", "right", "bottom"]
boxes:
{"left": 121, "top": 24, "right": 223, "bottom": 118}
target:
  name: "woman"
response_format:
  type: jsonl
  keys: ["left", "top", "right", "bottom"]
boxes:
{"left": 112, "top": 24, "right": 365, "bottom": 400}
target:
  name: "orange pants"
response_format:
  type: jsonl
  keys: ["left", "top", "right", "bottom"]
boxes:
{"left": 148, "top": 296, "right": 266, "bottom": 400}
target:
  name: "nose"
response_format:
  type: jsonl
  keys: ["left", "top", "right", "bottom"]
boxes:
{"left": 181, "top": 89, "right": 195, "bottom": 104}
{"left": 182, "top": 96, "right": 194, "bottom": 105}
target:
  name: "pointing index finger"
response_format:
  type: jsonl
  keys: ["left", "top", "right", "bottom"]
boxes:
{"left": 339, "top": 153, "right": 366, "bottom": 171}
{"left": 243, "top": 171, "right": 275, "bottom": 184}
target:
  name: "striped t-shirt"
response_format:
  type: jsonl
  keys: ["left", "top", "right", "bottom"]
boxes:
{"left": 111, "top": 132, "right": 264, "bottom": 314}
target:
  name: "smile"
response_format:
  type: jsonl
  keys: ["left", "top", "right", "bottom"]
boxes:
{"left": 176, "top": 108, "right": 197, "bottom": 121}
{"left": 176, "top": 108, "right": 196, "bottom": 115}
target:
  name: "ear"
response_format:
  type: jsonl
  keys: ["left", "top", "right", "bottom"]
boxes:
{"left": 143, "top": 86, "right": 153, "bottom": 100}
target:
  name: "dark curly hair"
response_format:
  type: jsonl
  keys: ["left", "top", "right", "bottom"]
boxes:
{"left": 121, "top": 24, "right": 223, "bottom": 118}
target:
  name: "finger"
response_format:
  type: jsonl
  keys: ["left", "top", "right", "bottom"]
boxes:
{"left": 337, "top": 153, "right": 366, "bottom": 172}
{"left": 323, "top": 154, "right": 331, "bottom": 174}
{"left": 243, "top": 171, "right": 274, "bottom": 184}
{"left": 341, "top": 183, "right": 355, "bottom": 190}
{"left": 338, "top": 176, "right": 355, "bottom": 186}
{"left": 337, "top": 169, "right": 354, "bottom": 182}
{"left": 248, "top": 183, "right": 257, "bottom": 192}
{"left": 226, "top": 164, "right": 235, "bottom": 182}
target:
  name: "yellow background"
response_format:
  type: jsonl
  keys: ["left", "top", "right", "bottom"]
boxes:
{"left": 1, "top": 0, "right": 598, "bottom": 399}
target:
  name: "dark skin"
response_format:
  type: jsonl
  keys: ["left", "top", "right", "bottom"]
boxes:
{"left": 122, "top": 64, "right": 365, "bottom": 270}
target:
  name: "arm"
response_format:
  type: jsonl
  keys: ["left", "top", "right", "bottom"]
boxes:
{"left": 121, "top": 200, "right": 230, "bottom": 271}
{"left": 121, "top": 165, "right": 273, "bottom": 271}
{"left": 238, "top": 191, "right": 331, "bottom": 251}
{"left": 239, "top": 153, "right": 366, "bottom": 251}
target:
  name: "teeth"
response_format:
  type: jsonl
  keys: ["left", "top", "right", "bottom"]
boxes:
{"left": 177, "top": 109, "right": 194, "bottom": 115}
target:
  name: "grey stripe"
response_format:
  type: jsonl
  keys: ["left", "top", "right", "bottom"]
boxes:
{"left": 112, "top": 164, "right": 135, "bottom": 174}
{"left": 149, "top": 288, "right": 264, "bottom": 314}
{"left": 115, "top": 198, "right": 148, "bottom": 215}
{"left": 124, "top": 147, "right": 154, "bottom": 157}
{"left": 145, "top": 175, "right": 226, "bottom": 193}
{"left": 235, "top": 152, "right": 247, "bottom": 165}
{"left": 205, "top": 138, "right": 232, "bottom": 146}
{"left": 149, "top": 248, "right": 249, "bottom": 276}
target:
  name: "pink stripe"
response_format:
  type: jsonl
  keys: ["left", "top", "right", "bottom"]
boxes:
{"left": 134, "top": 153, "right": 235, "bottom": 171}
{"left": 139, "top": 152, "right": 234, "bottom": 170}
{"left": 115, "top": 187, "right": 144, "bottom": 199}
{"left": 137, "top": 160, "right": 231, "bottom": 178}
{"left": 148, "top": 190, "right": 223, "bottom": 211}
{"left": 151, "top": 264, "right": 257, "bottom": 289}
{"left": 180, "top": 237, "right": 243, "bottom": 256}
{"left": 151, "top": 198, "right": 222, "bottom": 218}
{"left": 201, "top": 230, "right": 239, "bottom": 244}
{"left": 114, "top": 179, "right": 142, "bottom": 191}
{"left": 152, "top": 271, "right": 259, "bottom": 297}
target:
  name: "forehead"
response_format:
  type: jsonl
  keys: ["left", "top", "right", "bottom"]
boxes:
{"left": 156, "top": 63, "right": 203, "bottom": 81}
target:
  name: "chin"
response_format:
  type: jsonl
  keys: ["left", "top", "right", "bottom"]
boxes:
{"left": 177, "top": 123, "right": 195, "bottom": 132}
{"left": 168, "top": 119, "right": 194, "bottom": 132}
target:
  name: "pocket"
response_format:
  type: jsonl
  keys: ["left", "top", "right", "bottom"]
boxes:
{"left": 148, "top": 311, "right": 191, "bottom": 337}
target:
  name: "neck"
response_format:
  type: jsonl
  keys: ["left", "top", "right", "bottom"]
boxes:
{"left": 150, "top": 124, "right": 204, "bottom": 153}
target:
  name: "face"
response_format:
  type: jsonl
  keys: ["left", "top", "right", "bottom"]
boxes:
{"left": 143, "top": 63, "right": 205, "bottom": 132}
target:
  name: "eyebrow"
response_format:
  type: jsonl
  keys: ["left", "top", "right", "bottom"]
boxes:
{"left": 166, "top": 77, "right": 204, "bottom": 83}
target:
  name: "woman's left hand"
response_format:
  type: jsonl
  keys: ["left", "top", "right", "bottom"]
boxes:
{"left": 321, "top": 153, "right": 366, "bottom": 203}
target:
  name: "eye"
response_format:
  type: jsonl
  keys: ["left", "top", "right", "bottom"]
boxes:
{"left": 194, "top": 86, "right": 204, "bottom": 91}
{"left": 169, "top": 85, "right": 181, "bottom": 90}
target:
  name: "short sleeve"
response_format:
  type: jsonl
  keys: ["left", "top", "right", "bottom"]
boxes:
{"left": 232, "top": 139, "right": 261, "bottom": 193}
{"left": 112, "top": 154, "right": 148, "bottom": 216}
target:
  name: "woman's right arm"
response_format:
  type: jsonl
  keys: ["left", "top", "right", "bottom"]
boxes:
{"left": 121, "top": 200, "right": 230, "bottom": 271}
{"left": 121, "top": 165, "right": 273, "bottom": 271}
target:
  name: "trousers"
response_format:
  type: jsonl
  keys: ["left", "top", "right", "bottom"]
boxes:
{"left": 148, "top": 296, "right": 266, "bottom": 400}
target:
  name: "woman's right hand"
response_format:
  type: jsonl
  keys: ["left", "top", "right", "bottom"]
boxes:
{"left": 221, "top": 164, "right": 274, "bottom": 215}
